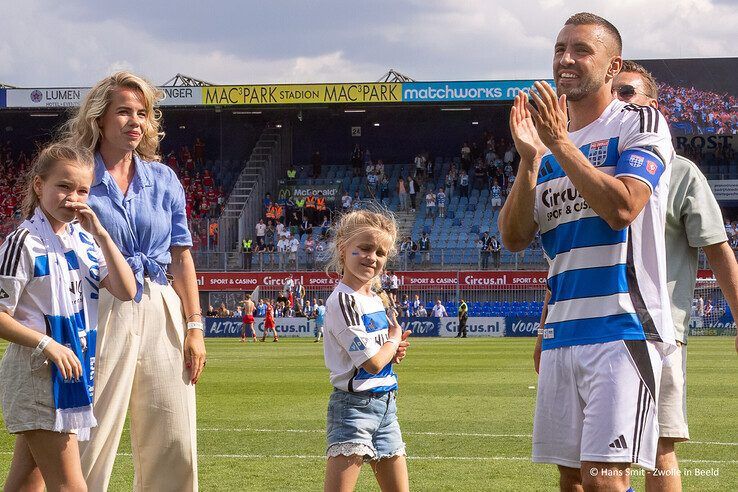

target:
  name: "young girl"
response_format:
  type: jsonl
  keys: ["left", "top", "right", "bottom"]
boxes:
{"left": 322, "top": 209, "right": 411, "bottom": 492}
{"left": 0, "top": 143, "right": 136, "bottom": 491}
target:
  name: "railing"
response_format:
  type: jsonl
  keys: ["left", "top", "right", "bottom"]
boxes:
{"left": 191, "top": 247, "right": 548, "bottom": 272}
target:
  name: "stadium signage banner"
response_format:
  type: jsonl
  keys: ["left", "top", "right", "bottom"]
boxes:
{"left": 197, "top": 272, "right": 341, "bottom": 290}
{"left": 673, "top": 134, "right": 734, "bottom": 153}
{"left": 439, "top": 317, "right": 505, "bottom": 337}
{"left": 203, "top": 83, "right": 402, "bottom": 105}
{"left": 205, "top": 317, "right": 314, "bottom": 338}
{"left": 1, "top": 80, "right": 558, "bottom": 108}
{"left": 4, "top": 87, "right": 203, "bottom": 108}
{"left": 398, "top": 318, "right": 440, "bottom": 337}
{"left": 279, "top": 182, "right": 342, "bottom": 203}
{"left": 196, "top": 271, "right": 550, "bottom": 291}
{"left": 459, "top": 271, "right": 548, "bottom": 289}
{"left": 402, "top": 80, "right": 554, "bottom": 102}
{"left": 505, "top": 316, "right": 541, "bottom": 337}
{"left": 708, "top": 180, "right": 738, "bottom": 201}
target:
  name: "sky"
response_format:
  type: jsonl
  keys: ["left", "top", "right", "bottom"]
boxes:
{"left": 1, "top": 0, "right": 736, "bottom": 87}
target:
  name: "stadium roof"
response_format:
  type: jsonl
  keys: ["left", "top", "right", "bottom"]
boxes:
{"left": 162, "top": 73, "right": 214, "bottom": 87}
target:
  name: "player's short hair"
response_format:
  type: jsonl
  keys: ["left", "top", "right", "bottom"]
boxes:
{"left": 620, "top": 60, "right": 659, "bottom": 99}
{"left": 565, "top": 12, "right": 622, "bottom": 55}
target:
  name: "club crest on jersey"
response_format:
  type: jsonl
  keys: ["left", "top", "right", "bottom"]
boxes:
{"left": 628, "top": 154, "right": 645, "bottom": 168}
{"left": 587, "top": 140, "right": 609, "bottom": 167}
{"left": 646, "top": 161, "right": 658, "bottom": 175}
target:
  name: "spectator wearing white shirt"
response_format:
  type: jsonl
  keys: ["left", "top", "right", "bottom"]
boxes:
{"left": 431, "top": 299, "right": 448, "bottom": 318}
{"left": 415, "top": 304, "right": 428, "bottom": 317}
{"left": 414, "top": 153, "right": 425, "bottom": 180}
{"left": 289, "top": 236, "right": 300, "bottom": 269}
{"left": 276, "top": 220, "right": 286, "bottom": 238}
{"left": 504, "top": 147, "right": 515, "bottom": 164}
{"left": 341, "top": 191, "right": 352, "bottom": 212}
{"left": 276, "top": 235, "right": 290, "bottom": 270}
{"left": 255, "top": 219, "right": 266, "bottom": 247}
{"left": 425, "top": 189, "right": 436, "bottom": 219}
{"left": 389, "top": 271, "right": 400, "bottom": 304}
{"left": 407, "top": 176, "right": 418, "bottom": 212}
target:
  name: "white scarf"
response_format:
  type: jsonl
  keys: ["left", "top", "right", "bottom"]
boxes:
{"left": 24, "top": 207, "right": 97, "bottom": 439}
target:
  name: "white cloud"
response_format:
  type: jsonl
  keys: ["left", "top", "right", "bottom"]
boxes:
{"left": 0, "top": 0, "right": 735, "bottom": 87}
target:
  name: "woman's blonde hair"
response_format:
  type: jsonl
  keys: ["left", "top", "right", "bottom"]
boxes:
{"left": 63, "top": 71, "right": 164, "bottom": 161}
{"left": 325, "top": 208, "right": 399, "bottom": 278}
{"left": 21, "top": 142, "right": 94, "bottom": 219}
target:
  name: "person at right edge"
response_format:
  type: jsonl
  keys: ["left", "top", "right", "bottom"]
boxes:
{"left": 614, "top": 60, "right": 738, "bottom": 492}
{"left": 499, "top": 12, "right": 677, "bottom": 491}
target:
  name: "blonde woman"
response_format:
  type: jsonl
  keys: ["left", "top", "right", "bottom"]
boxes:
{"left": 64, "top": 71, "right": 205, "bottom": 491}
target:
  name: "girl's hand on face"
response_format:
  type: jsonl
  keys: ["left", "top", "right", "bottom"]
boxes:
{"left": 65, "top": 202, "right": 107, "bottom": 238}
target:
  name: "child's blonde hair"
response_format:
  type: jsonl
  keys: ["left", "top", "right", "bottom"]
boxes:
{"left": 325, "top": 208, "right": 399, "bottom": 280}
{"left": 21, "top": 142, "right": 94, "bottom": 219}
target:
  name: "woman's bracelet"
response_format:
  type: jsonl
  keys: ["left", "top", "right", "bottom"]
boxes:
{"left": 385, "top": 338, "right": 400, "bottom": 348}
{"left": 34, "top": 335, "right": 52, "bottom": 356}
{"left": 186, "top": 313, "right": 203, "bottom": 321}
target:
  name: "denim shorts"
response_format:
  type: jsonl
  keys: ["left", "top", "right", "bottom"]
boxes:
{"left": 326, "top": 388, "right": 406, "bottom": 461}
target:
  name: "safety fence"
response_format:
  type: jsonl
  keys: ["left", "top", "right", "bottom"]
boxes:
{"left": 200, "top": 270, "right": 737, "bottom": 337}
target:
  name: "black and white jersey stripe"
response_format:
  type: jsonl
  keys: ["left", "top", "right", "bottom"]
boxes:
{"left": 0, "top": 228, "right": 30, "bottom": 277}
{"left": 623, "top": 104, "right": 660, "bottom": 134}
{"left": 338, "top": 292, "right": 361, "bottom": 327}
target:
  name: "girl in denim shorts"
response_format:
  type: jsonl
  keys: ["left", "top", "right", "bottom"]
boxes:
{"left": 322, "top": 209, "right": 412, "bottom": 491}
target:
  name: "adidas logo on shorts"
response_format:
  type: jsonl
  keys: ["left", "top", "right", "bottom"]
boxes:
{"left": 608, "top": 435, "right": 628, "bottom": 449}
{"left": 0, "top": 289, "right": 8, "bottom": 300}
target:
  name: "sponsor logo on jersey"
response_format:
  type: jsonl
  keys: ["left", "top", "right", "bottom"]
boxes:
{"left": 349, "top": 336, "right": 366, "bottom": 352}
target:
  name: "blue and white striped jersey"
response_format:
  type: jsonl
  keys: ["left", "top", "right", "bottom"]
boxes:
{"left": 324, "top": 282, "right": 397, "bottom": 393}
{"left": 534, "top": 99, "right": 676, "bottom": 354}
{"left": 0, "top": 222, "right": 108, "bottom": 335}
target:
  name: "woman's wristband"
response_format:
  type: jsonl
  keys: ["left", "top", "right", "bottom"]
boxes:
{"left": 34, "top": 335, "right": 52, "bottom": 356}
{"left": 187, "top": 321, "right": 204, "bottom": 331}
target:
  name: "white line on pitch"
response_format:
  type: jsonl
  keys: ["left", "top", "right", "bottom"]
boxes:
{"left": 195, "top": 427, "right": 738, "bottom": 445}
{"left": 0, "top": 451, "right": 733, "bottom": 465}
{"left": 198, "top": 427, "right": 531, "bottom": 438}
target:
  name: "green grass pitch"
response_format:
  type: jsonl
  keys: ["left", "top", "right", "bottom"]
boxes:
{"left": 0, "top": 337, "right": 735, "bottom": 491}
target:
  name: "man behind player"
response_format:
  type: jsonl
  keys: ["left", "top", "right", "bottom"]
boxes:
{"left": 614, "top": 60, "right": 738, "bottom": 492}
{"left": 499, "top": 12, "right": 677, "bottom": 490}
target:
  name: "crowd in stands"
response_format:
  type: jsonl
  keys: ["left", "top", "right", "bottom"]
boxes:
{"left": 240, "top": 132, "right": 521, "bottom": 270}
{"left": 0, "top": 138, "right": 225, "bottom": 251}
{"left": 658, "top": 83, "right": 737, "bottom": 135}
{"left": 0, "top": 142, "right": 28, "bottom": 243}
{"left": 163, "top": 139, "right": 227, "bottom": 250}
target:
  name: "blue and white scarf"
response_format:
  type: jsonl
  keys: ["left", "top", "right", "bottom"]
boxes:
{"left": 25, "top": 208, "right": 97, "bottom": 440}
